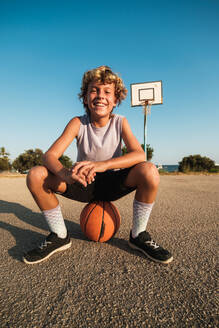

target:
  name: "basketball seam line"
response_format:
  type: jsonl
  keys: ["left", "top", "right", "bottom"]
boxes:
{"left": 84, "top": 202, "right": 98, "bottom": 235}
{"left": 98, "top": 201, "right": 105, "bottom": 242}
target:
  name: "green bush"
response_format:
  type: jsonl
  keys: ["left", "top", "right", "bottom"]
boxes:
{"left": 12, "top": 148, "right": 43, "bottom": 173}
{"left": 158, "top": 169, "right": 168, "bottom": 174}
{"left": 12, "top": 149, "right": 73, "bottom": 173}
{"left": 208, "top": 166, "right": 219, "bottom": 173}
{"left": 59, "top": 155, "right": 73, "bottom": 168}
{"left": 179, "top": 155, "right": 215, "bottom": 173}
{"left": 122, "top": 144, "right": 154, "bottom": 160}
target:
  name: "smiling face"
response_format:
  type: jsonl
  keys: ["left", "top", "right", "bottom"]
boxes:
{"left": 79, "top": 66, "right": 128, "bottom": 117}
{"left": 85, "top": 82, "right": 118, "bottom": 120}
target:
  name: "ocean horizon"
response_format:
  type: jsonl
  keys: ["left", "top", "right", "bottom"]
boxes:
{"left": 156, "top": 164, "right": 179, "bottom": 172}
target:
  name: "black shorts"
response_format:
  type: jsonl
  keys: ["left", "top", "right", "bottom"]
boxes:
{"left": 58, "top": 167, "right": 136, "bottom": 203}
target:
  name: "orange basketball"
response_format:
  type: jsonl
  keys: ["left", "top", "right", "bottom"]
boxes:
{"left": 80, "top": 201, "right": 121, "bottom": 242}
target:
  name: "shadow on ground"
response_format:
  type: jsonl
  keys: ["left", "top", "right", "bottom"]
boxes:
{"left": 107, "top": 237, "right": 150, "bottom": 261}
{"left": 0, "top": 200, "right": 86, "bottom": 261}
{"left": 0, "top": 200, "right": 139, "bottom": 262}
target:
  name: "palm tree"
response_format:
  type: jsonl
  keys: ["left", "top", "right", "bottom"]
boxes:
{"left": 0, "top": 147, "right": 10, "bottom": 158}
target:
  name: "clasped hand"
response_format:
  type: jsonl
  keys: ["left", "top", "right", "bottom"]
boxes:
{"left": 67, "top": 161, "right": 108, "bottom": 187}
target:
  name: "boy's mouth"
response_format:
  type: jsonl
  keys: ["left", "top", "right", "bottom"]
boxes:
{"left": 93, "top": 102, "right": 107, "bottom": 107}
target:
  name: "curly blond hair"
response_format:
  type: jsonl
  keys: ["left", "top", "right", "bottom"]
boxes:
{"left": 78, "top": 65, "right": 127, "bottom": 114}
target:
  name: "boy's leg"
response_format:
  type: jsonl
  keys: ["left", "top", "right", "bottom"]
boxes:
{"left": 125, "top": 162, "right": 173, "bottom": 264}
{"left": 23, "top": 166, "right": 71, "bottom": 264}
{"left": 26, "top": 165, "right": 67, "bottom": 210}
{"left": 124, "top": 161, "right": 159, "bottom": 236}
{"left": 27, "top": 165, "right": 68, "bottom": 238}
{"left": 124, "top": 161, "right": 159, "bottom": 204}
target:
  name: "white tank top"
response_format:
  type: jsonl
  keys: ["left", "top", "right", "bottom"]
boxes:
{"left": 76, "top": 114, "right": 124, "bottom": 162}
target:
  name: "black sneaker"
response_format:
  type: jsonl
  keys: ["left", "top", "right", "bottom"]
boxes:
{"left": 23, "top": 232, "right": 72, "bottom": 264}
{"left": 129, "top": 231, "right": 173, "bottom": 264}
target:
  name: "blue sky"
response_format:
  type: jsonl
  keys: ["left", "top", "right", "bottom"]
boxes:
{"left": 1, "top": 0, "right": 219, "bottom": 165}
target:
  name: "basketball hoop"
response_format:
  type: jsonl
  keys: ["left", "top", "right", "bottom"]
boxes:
{"left": 130, "top": 81, "right": 163, "bottom": 160}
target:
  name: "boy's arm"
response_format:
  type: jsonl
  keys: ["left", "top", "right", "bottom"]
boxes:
{"left": 108, "top": 116, "right": 145, "bottom": 168}
{"left": 43, "top": 117, "right": 88, "bottom": 186}
{"left": 73, "top": 117, "right": 145, "bottom": 180}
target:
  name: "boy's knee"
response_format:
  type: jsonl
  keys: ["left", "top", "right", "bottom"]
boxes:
{"left": 26, "top": 165, "right": 48, "bottom": 188}
{"left": 136, "top": 162, "right": 160, "bottom": 187}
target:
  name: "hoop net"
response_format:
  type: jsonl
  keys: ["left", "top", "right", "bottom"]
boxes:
{"left": 142, "top": 100, "right": 153, "bottom": 115}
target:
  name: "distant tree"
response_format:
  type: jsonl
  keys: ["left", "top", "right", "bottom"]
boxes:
{"left": 0, "top": 147, "right": 11, "bottom": 171}
{"left": 121, "top": 145, "right": 128, "bottom": 156}
{"left": 12, "top": 149, "right": 73, "bottom": 173}
{"left": 0, "top": 158, "right": 11, "bottom": 171}
{"left": 144, "top": 144, "right": 154, "bottom": 161}
{"left": 178, "top": 155, "right": 215, "bottom": 172}
{"left": 0, "top": 147, "right": 10, "bottom": 158}
{"left": 122, "top": 144, "right": 154, "bottom": 161}
{"left": 12, "top": 148, "right": 43, "bottom": 173}
{"left": 59, "top": 155, "right": 73, "bottom": 168}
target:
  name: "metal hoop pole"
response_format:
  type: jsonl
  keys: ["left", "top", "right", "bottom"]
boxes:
{"left": 143, "top": 101, "right": 147, "bottom": 161}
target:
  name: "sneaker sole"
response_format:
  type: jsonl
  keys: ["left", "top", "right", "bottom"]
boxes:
{"left": 23, "top": 241, "right": 72, "bottom": 265}
{"left": 128, "top": 241, "right": 173, "bottom": 264}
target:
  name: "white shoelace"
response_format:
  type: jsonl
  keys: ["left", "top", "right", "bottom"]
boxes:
{"left": 145, "top": 240, "right": 159, "bottom": 249}
{"left": 39, "top": 240, "right": 52, "bottom": 250}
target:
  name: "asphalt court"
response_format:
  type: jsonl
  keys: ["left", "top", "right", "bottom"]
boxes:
{"left": 0, "top": 175, "right": 218, "bottom": 327}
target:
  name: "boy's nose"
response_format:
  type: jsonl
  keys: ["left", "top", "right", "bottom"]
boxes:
{"left": 97, "top": 89, "right": 105, "bottom": 98}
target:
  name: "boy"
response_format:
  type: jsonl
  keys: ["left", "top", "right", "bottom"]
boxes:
{"left": 23, "top": 66, "right": 173, "bottom": 264}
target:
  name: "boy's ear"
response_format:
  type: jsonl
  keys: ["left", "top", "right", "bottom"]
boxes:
{"left": 84, "top": 96, "right": 88, "bottom": 105}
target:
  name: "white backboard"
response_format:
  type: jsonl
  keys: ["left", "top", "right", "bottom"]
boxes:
{"left": 131, "top": 81, "right": 163, "bottom": 106}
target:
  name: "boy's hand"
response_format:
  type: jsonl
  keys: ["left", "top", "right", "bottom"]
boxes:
{"left": 72, "top": 161, "right": 108, "bottom": 184}
{"left": 69, "top": 172, "right": 89, "bottom": 187}
{"left": 60, "top": 167, "right": 88, "bottom": 187}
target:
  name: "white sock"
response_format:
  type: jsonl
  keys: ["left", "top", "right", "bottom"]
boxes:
{"left": 131, "top": 199, "right": 154, "bottom": 238}
{"left": 43, "top": 205, "right": 67, "bottom": 239}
